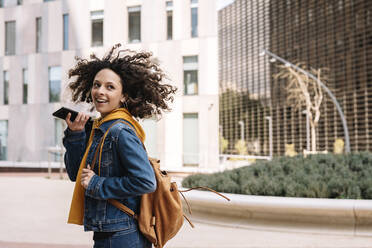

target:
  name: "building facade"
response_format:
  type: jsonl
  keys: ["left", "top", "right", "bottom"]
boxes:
{"left": 0, "top": 0, "right": 219, "bottom": 170}
{"left": 219, "top": 0, "right": 372, "bottom": 156}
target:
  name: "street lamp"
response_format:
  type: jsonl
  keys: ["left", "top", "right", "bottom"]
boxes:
{"left": 260, "top": 49, "right": 350, "bottom": 153}
{"left": 265, "top": 116, "right": 273, "bottom": 159}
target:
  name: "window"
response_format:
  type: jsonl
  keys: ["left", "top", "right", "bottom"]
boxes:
{"left": 0, "top": 120, "right": 8, "bottom": 160}
{"left": 183, "top": 113, "right": 199, "bottom": 166}
{"left": 91, "top": 10, "right": 103, "bottom": 47}
{"left": 166, "top": 1, "right": 173, "bottom": 40}
{"left": 5, "top": 21, "right": 16, "bottom": 55}
{"left": 48, "top": 66, "right": 61, "bottom": 103}
{"left": 141, "top": 118, "right": 158, "bottom": 158}
{"left": 44, "top": 0, "right": 55, "bottom": 2}
{"left": 54, "top": 119, "right": 63, "bottom": 146}
{"left": 3, "top": 71, "right": 8, "bottom": 105}
{"left": 54, "top": 119, "right": 63, "bottom": 161}
{"left": 128, "top": 6, "right": 141, "bottom": 43}
{"left": 191, "top": 0, "right": 198, "bottom": 37}
{"left": 1, "top": 0, "right": 21, "bottom": 7}
{"left": 183, "top": 56, "right": 198, "bottom": 95}
{"left": 36, "top": 17, "right": 42, "bottom": 53}
{"left": 63, "top": 14, "right": 69, "bottom": 50}
{"left": 23, "top": 69, "right": 28, "bottom": 104}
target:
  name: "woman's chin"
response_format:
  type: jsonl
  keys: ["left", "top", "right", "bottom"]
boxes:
{"left": 97, "top": 108, "right": 118, "bottom": 117}
{"left": 95, "top": 108, "right": 107, "bottom": 117}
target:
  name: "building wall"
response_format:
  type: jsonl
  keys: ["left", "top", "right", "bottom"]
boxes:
{"left": 219, "top": 0, "right": 271, "bottom": 156}
{"left": 0, "top": 0, "right": 219, "bottom": 169}
{"left": 219, "top": 0, "right": 372, "bottom": 156}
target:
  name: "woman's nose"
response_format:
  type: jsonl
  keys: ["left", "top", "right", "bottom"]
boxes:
{"left": 96, "top": 86, "right": 105, "bottom": 94}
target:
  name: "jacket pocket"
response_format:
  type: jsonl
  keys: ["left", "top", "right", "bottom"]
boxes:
{"left": 100, "top": 139, "right": 113, "bottom": 167}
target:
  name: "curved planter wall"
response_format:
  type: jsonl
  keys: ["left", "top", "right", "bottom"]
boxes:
{"left": 181, "top": 189, "right": 372, "bottom": 236}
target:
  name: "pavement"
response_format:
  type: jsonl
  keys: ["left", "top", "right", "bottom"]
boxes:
{"left": 1, "top": 173, "right": 372, "bottom": 248}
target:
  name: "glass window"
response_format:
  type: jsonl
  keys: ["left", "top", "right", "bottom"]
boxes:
{"left": 54, "top": 119, "right": 63, "bottom": 161}
{"left": 36, "top": 17, "right": 42, "bottom": 53}
{"left": 1, "top": 0, "right": 21, "bottom": 7}
{"left": 128, "top": 6, "right": 141, "bottom": 43}
{"left": 5, "top": 21, "right": 16, "bottom": 55}
{"left": 191, "top": 0, "right": 198, "bottom": 37}
{"left": 166, "top": 1, "right": 173, "bottom": 40}
{"left": 183, "top": 113, "right": 199, "bottom": 166}
{"left": 91, "top": 10, "right": 103, "bottom": 47}
{"left": 63, "top": 14, "right": 69, "bottom": 50}
{"left": 141, "top": 118, "right": 158, "bottom": 158}
{"left": 183, "top": 56, "right": 198, "bottom": 95}
{"left": 23, "top": 69, "right": 28, "bottom": 104}
{"left": 3, "top": 71, "right": 8, "bottom": 105}
{"left": 0, "top": 120, "right": 8, "bottom": 161}
{"left": 49, "top": 66, "right": 61, "bottom": 103}
{"left": 54, "top": 119, "right": 63, "bottom": 146}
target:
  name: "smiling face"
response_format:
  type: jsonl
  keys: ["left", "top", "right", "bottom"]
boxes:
{"left": 91, "top": 68, "right": 125, "bottom": 118}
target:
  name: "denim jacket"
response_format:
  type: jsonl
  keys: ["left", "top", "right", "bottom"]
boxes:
{"left": 63, "top": 119, "right": 156, "bottom": 232}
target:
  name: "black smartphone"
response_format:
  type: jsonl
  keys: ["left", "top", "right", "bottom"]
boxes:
{"left": 52, "top": 107, "right": 80, "bottom": 122}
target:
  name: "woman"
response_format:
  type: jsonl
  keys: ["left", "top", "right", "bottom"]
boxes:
{"left": 62, "top": 44, "right": 177, "bottom": 248}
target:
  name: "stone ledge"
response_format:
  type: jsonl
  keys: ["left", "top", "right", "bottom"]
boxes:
{"left": 181, "top": 189, "right": 372, "bottom": 236}
{"left": 0, "top": 161, "right": 63, "bottom": 169}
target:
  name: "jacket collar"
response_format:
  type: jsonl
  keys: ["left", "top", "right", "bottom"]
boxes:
{"left": 94, "top": 119, "right": 117, "bottom": 134}
{"left": 91, "top": 108, "right": 145, "bottom": 143}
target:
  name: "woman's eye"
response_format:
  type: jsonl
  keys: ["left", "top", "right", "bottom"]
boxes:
{"left": 93, "top": 82, "right": 100, "bottom": 88}
{"left": 107, "top": 85, "right": 114, "bottom": 90}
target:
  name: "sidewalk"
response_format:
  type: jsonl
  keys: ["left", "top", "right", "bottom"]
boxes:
{"left": 1, "top": 173, "right": 372, "bottom": 248}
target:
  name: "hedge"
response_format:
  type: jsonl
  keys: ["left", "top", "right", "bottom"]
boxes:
{"left": 181, "top": 152, "right": 372, "bottom": 199}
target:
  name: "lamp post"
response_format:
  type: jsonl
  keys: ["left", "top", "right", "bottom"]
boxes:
{"left": 265, "top": 116, "right": 273, "bottom": 159}
{"left": 260, "top": 49, "right": 350, "bottom": 153}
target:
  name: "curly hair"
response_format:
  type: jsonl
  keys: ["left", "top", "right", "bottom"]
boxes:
{"left": 68, "top": 44, "right": 177, "bottom": 119}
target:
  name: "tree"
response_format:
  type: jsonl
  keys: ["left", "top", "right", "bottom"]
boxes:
{"left": 274, "top": 63, "right": 329, "bottom": 152}
{"left": 234, "top": 139, "right": 247, "bottom": 155}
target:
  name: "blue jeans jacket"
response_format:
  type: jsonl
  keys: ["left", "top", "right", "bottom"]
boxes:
{"left": 63, "top": 119, "right": 156, "bottom": 232}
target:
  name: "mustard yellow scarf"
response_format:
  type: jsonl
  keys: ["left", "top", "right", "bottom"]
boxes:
{"left": 67, "top": 108, "right": 145, "bottom": 225}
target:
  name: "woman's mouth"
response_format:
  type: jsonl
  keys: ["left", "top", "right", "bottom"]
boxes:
{"left": 96, "top": 98, "right": 108, "bottom": 104}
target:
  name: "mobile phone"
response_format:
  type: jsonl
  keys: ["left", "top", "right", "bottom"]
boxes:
{"left": 52, "top": 107, "right": 80, "bottom": 122}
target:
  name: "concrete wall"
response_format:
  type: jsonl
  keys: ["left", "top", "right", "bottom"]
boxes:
{"left": 183, "top": 189, "right": 372, "bottom": 237}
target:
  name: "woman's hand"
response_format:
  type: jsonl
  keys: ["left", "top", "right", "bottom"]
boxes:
{"left": 65, "top": 112, "right": 90, "bottom": 132}
{"left": 81, "top": 165, "right": 95, "bottom": 189}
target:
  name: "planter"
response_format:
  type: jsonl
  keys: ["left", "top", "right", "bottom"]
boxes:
{"left": 181, "top": 189, "right": 372, "bottom": 236}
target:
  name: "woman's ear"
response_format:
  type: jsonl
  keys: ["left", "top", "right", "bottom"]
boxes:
{"left": 121, "top": 92, "right": 129, "bottom": 103}
{"left": 120, "top": 95, "right": 128, "bottom": 108}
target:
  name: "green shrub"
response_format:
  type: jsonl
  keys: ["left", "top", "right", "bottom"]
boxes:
{"left": 181, "top": 152, "right": 372, "bottom": 199}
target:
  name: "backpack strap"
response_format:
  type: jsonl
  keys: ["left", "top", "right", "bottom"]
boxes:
{"left": 89, "top": 119, "right": 143, "bottom": 219}
{"left": 179, "top": 186, "right": 231, "bottom": 202}
{"left": 108, "top": 199, "right": 137, "bottom": 219}
{"left": 106, "top": 120, "right": 147, "bottom": 219}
